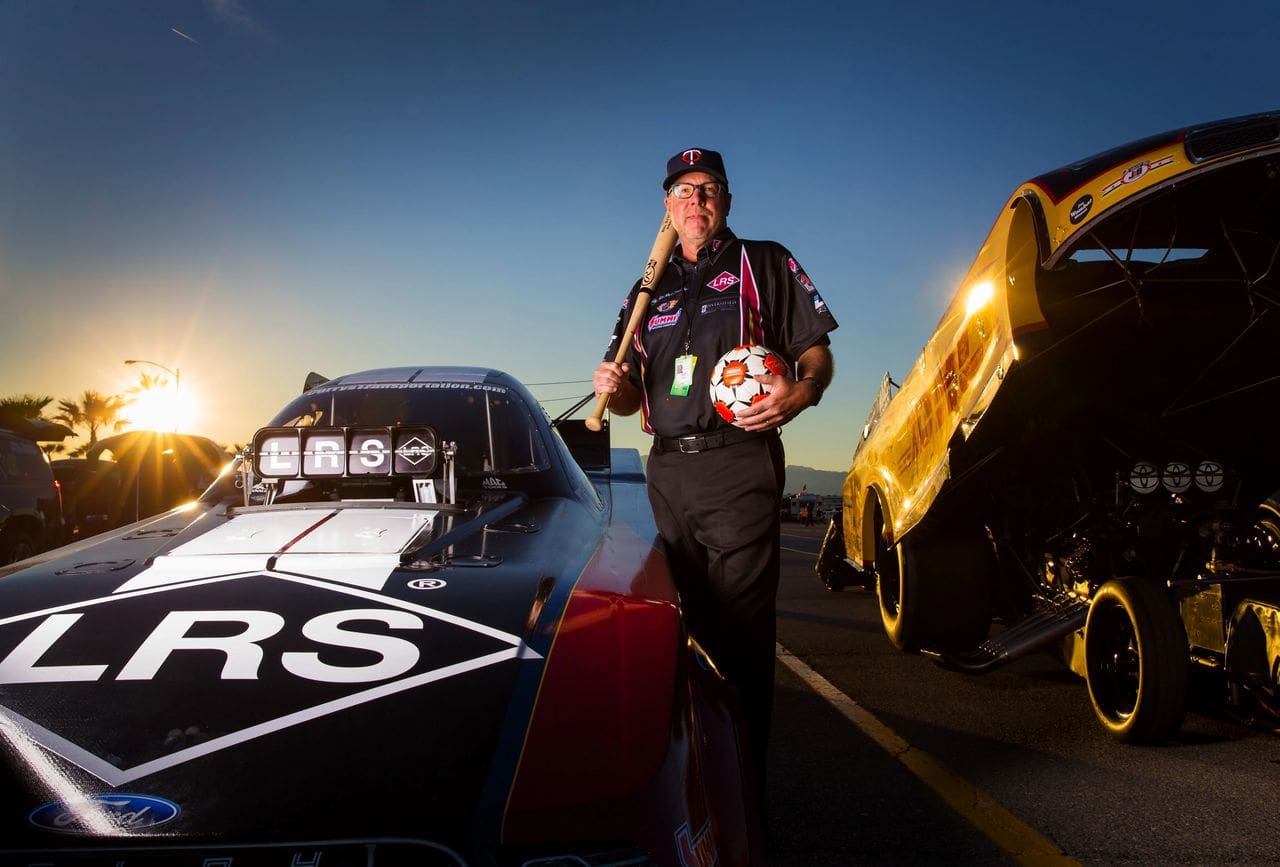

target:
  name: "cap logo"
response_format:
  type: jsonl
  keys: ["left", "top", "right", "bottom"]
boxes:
{"left": 681, "top": 149, "right": 703, "bottom": 165}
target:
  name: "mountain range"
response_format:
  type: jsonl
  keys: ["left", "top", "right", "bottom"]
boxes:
{"left": 783, "top": 465, "right": 846, "bottom": 497}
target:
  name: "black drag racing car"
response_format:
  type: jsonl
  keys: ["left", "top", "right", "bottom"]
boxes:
{"left": 818, "top": 109, "right": 1280, "bottom": 742}
{"left": 0, "top": 367, "right": 762, "bottom": 865}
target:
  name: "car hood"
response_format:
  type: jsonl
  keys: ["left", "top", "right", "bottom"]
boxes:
{"left": 0, "top": 494, "right": 604, "bottom": 854}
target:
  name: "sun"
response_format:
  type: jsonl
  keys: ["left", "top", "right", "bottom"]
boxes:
{"left": 126, "top": 387, "right": 198, "bottom": 433}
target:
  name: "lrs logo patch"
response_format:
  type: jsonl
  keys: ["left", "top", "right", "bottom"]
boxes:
{"left": 707, "top": 271, "right": 739, "bottom": 292}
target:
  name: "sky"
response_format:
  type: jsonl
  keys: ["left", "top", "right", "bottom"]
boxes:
{"left": 2, "top": 0, "right": 1278, "bottom": 472}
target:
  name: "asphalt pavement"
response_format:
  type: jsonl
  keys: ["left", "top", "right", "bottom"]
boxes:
{"left": 764, "top": 520, "right": 1280, "bottom": 866}
{"left": 765, "top": 521, "right": 1014, "bottom": 865}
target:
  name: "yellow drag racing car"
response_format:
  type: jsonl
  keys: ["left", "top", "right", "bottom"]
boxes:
{"left": 818, "top": 109, "right": 1280, "bottom": 742}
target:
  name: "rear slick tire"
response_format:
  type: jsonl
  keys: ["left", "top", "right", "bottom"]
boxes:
{"left": 875, "top": 519, "right": 993, "bottom": 654}
{"left": 1084, "top": 577, "right": 1188, "bottom": 743}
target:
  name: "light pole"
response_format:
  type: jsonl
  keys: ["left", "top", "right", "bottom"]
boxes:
{"left": 124, "top": 359, "right": 181, "bottom": 393}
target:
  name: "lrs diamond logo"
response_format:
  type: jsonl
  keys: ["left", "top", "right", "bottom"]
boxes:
{"left": 396, "top": 436, "right": 434, "bottom": 466}
{"left": 707, "top": 271, "right": 740, "bottom": 292}
{"left": 0, "top": 567, "right": 534, "bottom": 788}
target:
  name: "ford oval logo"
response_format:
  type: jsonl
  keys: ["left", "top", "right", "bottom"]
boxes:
{"left": 29, "top": 793, "right": 180, "bottom": 833}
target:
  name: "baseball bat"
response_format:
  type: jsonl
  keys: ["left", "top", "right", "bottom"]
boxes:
{"left": 585, "top": 211, "right": 679, "bottom": 432}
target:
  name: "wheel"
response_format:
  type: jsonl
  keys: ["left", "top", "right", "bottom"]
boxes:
{"left": 815, "top": 512, "right": 862, "bottom": 592}
{"left": 1, "top": 527, "right": 37, "bottom": 565}
{"left": 1084, "top": 577, "right": 1188, "bottom": 743}
{"left": 875, "top": 514, "right": 993, "bottom": 654}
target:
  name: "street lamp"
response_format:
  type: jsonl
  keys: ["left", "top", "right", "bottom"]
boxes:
{"left": 124, "top": 359, "right": 180, "bottom": 392}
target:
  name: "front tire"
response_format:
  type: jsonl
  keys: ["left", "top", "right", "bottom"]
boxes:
{"left": 816, "top": 512, "right": 863, "bottom": 592}
{"left": 1084, "top": 577, "right": 1188, "bottom": 743}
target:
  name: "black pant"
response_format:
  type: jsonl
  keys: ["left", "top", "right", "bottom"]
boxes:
{"left": 646, "top": 434, "right": 784, "bottom": 782}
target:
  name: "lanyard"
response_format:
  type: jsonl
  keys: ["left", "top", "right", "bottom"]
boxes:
{"left": 679, "top": 258, "right": 709, "bottom": 355}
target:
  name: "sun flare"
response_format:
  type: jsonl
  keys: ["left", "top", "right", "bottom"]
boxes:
{"left": 126, "top": 387, "right": 198, "bottom": 433}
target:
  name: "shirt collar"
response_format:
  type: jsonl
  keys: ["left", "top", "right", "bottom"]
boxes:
{"left": 671, "top": 226, "right": 737, "bottom": 272}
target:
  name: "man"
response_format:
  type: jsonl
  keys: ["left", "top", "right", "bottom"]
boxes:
{"left": 593, "top": 148, "right": 837, "bottom": 781}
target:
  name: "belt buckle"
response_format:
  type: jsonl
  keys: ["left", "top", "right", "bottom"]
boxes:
{"left": 677, "top": 436, "right": 703, "bottom": 454}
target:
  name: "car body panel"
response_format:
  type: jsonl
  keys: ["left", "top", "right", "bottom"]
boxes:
{"left": 0, "top": 368, "right": 761, "bottom": 865}
{"left": 840, "top": 109, "right": 1280, "bottom": 566}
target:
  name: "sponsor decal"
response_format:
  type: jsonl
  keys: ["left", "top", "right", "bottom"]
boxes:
{"left": 814, "top": 294, "right": 828, "bottom": 314}
{"left": 1101, "top": 156, "right": 1174, "bottom": 196}
{"left": 1129, "top": 461, "right": 1159, "bottom": 494}
{"left": 648, "top": 311, "right": 682, "bottom": 331}
{"left": 1069, "top": 194, "right": 1093, "bottom": 224}
{"left": 407, "top": 577, "right": 448, "bottom": 590}
{"left": 1195, "top": 460, "right": 1225, "bottom": 493}
{"left": 1162, "top": 461, "right": 1192, "bottom": 493}
{"left": 797, "top": 273, "right": 817, "bottom": 294}
{"left": 676, "top": 818, "right": 718, "bottom": 867}
{"left": 700, "top": 297, "right": 738, "bottom": 315}
{"left": 681, "top": 148, "right": 702, "bottom": 165}
{"left": 395, "top": 436, "right": 434, "bottom": 466}
{"left": 707, "top": 271, "right": 740, "bottom": 292}
{"left": 0, "top": 544, "right": 536, "bottom": 786}
{"left": 711, "top": 238, "right": 722, "bottom": 253}
{"left": 657, "top": 298, "right": 680, "bottom": 312}
{"left": 788, "top": 257, "right": 799, "bottom": 273}
{"left": 482, "top": 476, "right": 507, "bottom": 489}
{"left": 307, "top": 381, "right": 507, "bottom": 395}
{"left": 29, "top": 794, "right": 180, "bottom": 834}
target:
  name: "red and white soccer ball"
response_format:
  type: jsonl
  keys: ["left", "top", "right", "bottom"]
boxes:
{"left": 710, "top": 344, "right": 787, "bottom": 426}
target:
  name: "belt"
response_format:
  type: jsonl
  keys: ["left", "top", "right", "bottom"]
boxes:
{"left": 652, "top": 427, "right": 773, "bottom": 454}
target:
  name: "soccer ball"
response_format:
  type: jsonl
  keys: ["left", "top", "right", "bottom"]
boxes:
{"left": 710, "top": 344, "right": 787, "bottom": 426}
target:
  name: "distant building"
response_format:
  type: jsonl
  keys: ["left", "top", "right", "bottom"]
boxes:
{"left": 783, "top": 488, "right": 841, "bottom": 521}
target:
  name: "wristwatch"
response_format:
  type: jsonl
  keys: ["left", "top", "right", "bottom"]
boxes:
{"left": 800, "top": 375, "right": 825, "bottom": 405}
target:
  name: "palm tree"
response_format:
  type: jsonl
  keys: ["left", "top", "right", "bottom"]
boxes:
{"left": 128, "top": 371, "right": 171, "bottom": 394}
{"left": 0, "top": 394, "right": 63, "bottom": 454}
{"left": 54, "top": 390, "right": 130, "bottom": 457}
{"left": 0, "top": 393, "right": 55, "bottom": 423}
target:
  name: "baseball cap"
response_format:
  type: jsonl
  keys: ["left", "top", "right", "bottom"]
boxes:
{"left": 663, "top": 148, "right": 728, "bottom": 191}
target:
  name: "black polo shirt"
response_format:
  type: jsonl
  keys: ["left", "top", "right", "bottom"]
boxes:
{"left": 602, "top": 227, "right": 838, "bottom": 437}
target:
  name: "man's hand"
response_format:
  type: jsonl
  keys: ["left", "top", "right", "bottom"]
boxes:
{"left": 733, "top": 343, "right": 833, "bottom": 432}
{"left": 592, "top": 361, "right": 641, "bottom": 416}
{"left": 733, "top": 375, "right": 818, "bottom": 431}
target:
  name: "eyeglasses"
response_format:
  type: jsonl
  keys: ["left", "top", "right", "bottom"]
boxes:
{"left": 668, "top": 181, "right": 727, "bottom": 200}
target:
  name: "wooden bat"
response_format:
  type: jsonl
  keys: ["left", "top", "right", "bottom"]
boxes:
{"left": 585, "top": 212, "right": 679, "bottom": 432}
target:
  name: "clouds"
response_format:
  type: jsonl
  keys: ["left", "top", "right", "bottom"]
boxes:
{"left": 204, "top": 0, "right": 265, "bottom": 37}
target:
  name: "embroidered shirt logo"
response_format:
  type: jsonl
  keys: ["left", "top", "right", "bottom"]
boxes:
{"left": 707, "top": 271, "right": 740, "bottom": 292}
{"left": 648, "top": 311, "right": 682, "bottom": 331}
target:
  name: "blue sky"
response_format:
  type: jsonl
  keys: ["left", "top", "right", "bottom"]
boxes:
{"left": 2, "top": 0, "right": 1277, "bottom": 470}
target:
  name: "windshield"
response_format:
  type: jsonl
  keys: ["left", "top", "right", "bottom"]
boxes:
{"left": 267, "top": 382, "right": 549, "bottom": 477}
